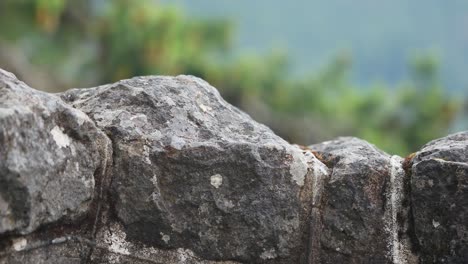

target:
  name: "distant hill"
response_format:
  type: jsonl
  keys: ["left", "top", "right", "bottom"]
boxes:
{"left": 163, "top": 0, "right": 468, "bottom": 92}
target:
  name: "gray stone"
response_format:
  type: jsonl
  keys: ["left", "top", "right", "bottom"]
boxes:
{"left": 0, "top": 69, "right": 111, "bottom": 235}
{"left": 411, "top": 131, "right": 468, "bottom": 263}
{"left": 308, "top": 137, "right": 416, "bottom": 263}
{"left": 2, "top": 67, "right": 468, "bottom": 264}
{"left": 61, "top": 75, "right": 325, "bottom": 263}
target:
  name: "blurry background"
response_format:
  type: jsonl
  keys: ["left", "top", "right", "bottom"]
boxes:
{"left": 0, "top": 0, "right": 467, "bottom": 155}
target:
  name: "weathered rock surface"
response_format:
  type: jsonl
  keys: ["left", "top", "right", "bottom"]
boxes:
{"left": 60, "top": 75, "right": 324, "bottom": 263}
{"left": 411, "top": 131, "right": 468, "bottom": 263}
{"left": 0, "top": 68, "right": 468, "bottom": 263}
{"left": 0, "top": 69, "right": 110, "bottom": 235}
{"left": 309, "top": 138, "right": 404, "bottom": 263}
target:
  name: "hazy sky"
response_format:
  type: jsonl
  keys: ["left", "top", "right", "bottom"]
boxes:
{"left": 162, "top": 0, "right": 468, "bottom": 91}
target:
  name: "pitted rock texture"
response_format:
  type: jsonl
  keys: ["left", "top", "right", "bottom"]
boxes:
{"left": 1, "top": 68, "right": 468, "bottom": 264}
{"left": 309, "top": 138, "right": 394, "bottom": 263}
{"left": 411, "top": 131, "right": 468, "bottom": 263}
{"left": 0, "top": 69, "right": 110, "bottom": 235}
{"left": 61, "top": 76, "right": 321, "bottom": 263}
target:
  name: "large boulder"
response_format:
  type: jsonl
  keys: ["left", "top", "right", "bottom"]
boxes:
{"left": 411, "top": 131, "right": 468, "bottom": 263}
{"left": 0, "top": 69, "right": 110, "bottom": 235}
{"left": 61, "top": 75, "right": 326, "bottom": 263}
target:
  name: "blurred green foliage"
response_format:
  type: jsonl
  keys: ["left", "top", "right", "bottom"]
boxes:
{"left": 0, "top": 0, "right": 461, "bottom": 155}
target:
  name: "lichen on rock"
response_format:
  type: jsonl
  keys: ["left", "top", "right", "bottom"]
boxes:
{"left": 0, "top": 69, "right": 110, "bottom": 235}
{"left": 1, "top": 68, "right": 468, "bottom": 264}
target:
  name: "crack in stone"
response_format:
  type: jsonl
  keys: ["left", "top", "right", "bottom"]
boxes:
{"left": 386, "top": 155, "right": 417, "bottom": 264}
{"left": 56, "top": 98, "right": 115, "bottom": 264}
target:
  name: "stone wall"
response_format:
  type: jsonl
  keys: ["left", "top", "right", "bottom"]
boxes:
{"left": 0, "top": 68, "right": 467, "bottom": 263}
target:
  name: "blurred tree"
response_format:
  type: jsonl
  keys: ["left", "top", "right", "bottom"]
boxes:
{"left": 0, "top": 0, "right": 461, "bottom": 155}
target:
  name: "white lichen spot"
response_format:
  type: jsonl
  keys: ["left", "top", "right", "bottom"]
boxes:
{"left": 130, "top": 86, "right": 145, "bottom": 96}
{"left": 150, "top": 174, "right": 158, "bottom": 187}
{"left": 160, "top": 232, "right": 170, "bottom": 244}
{"left": 264, "top": 143, "right": 281, "bottom": 151}
{"left": 143, "top": 144, "right": 152, "bottom": 164}
{"left": 50, "top": 126, "right": 71, "bottom": 148}
{"left": 289, "top": 149, "right": 311, "bottom": 186}
{"left": 0, "top": 195, "right": 12, "bottom": 224}
{"left": 51, "top": 237, "right": 67, "bottom": 244}
{"left": 223, "top": 199, "right": 235, "bottom": 209}
{"left": 170, "top": 223, "right": 183, "bottom": 233}
{"left": 171, "top": 135, "right": 186, "bottom": 150}
{"left": 260, "top": 248, "right": 277, "bottom": 260}
{"left": 81, "top": 174, "right": 94, "bottom": 189}
{"left": 0, "top": 108, "right": 17, "bottom": 118}
{"left": 199, "top": 203, "right": 209, "bottom": 214}
{"left": 308, "top": 151, "right": 328, "bottom": 176}
{"left": 177, "top": 248, "right": 196, "bottom": 262}
{"left": 210, "top": 174, "right": 223, "bottom": 188}
{"left": 199, "top": 103, "right": 212, "bottom": 113}
{"left": 130, "top": 114, "right": 148, "bottom": 126}
{"left": 433, "top": 219, "right": 440, "bottom": 228}
{"left": 106, "top": 228, "right": 130, "bottom": 256}
{"left": 163, "top": 96, "right": 176, "bottom": 106}
{"left": 12, "top": 237, "right": 27, "bottom": 251}
{"left": 428, "top": 179, "right": 434, "bottom": 187}
{"left": 73, "top": 110, "right": 89, "bottom": 126}
{"left": 150, "top": 130, "right": 162, "bottom": 140}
